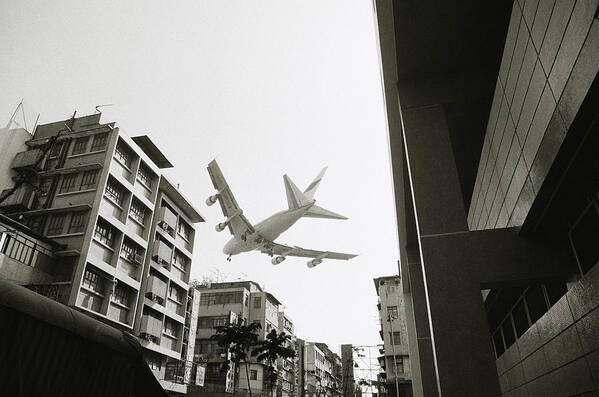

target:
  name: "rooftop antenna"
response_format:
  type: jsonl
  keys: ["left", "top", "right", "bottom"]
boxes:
{"left": 95, "top": 104, "right": 114, "bottom": 114}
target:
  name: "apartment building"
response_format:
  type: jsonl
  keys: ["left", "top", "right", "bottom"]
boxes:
{"left": 373, "top": 276, "right": 411, "bottom": 397}
{"left": 300, "top": 342, "right": 342, "bottom": 397}
{"left": 192, "top": 280, "right": 288, "bottom": 397}
{"left": 277, "top": 312, "right": 298, "bottom": 397}
{"left": 375, "top": 1, "right": 599, "bottom": 395}
{"left": 0, "top": 113, "right": 205, "bottom": 395}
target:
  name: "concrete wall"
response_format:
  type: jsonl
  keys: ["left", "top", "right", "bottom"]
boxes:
{"left": 469, "top": 0, "right": 599, "bottom": 230}
{"left": 495, "top": 262, "right": 599, "bottom": 396}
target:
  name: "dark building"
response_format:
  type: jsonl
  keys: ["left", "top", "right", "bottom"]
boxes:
{"left": 375, "top": 0, "right": 599, "bottom": 396}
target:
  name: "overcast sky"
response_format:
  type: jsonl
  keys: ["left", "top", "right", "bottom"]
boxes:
{"left": 0, "top": 0, "right": 399, "bottom": 350}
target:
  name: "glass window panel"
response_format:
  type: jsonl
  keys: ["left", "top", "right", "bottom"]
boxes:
{"left": 526, "top": 285, "right": 548, "bottom": 325}
{"left": 512, "top": 299, "right": 529, "bottom": 337}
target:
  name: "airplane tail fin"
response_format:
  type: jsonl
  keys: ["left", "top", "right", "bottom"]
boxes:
{"left": 284, "top": 168, "right": 348, "bottom": 220}
{"left": 303, "top": 166, "right": 327, "bottom": 200}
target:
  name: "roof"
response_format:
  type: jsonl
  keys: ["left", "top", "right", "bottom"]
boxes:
{"left": 0, "top": 280, "right": 167, "bottom": 397}
{"left": 132, "top": 135, "right": 173, "bottom": 169}
{"left": 265, "top": 291, "right": 282, "bottom": 306}
{"left": 373, "top": 275, "right": 400, "bottom": 296}
{"left": 159, "top": 176, "right": 205, "bottom": 223}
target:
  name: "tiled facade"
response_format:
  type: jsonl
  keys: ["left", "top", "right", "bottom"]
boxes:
{"left": 469, "top": 0, "right": 599, "bottom": 230}
{"left": 375, "top": 0, "right": 599, "bottom": 395}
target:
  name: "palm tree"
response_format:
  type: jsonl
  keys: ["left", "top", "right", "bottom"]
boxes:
{"left": 252, "top": 329, "right": 296, "bottom": 397}
{"left": 212, "top": 319, "right": 262, "bottom": 397}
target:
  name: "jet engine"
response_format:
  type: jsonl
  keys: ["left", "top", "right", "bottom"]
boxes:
{"left": 215, "top": 222, "right": 228, "bottom": 232}
{"left": 206, "top": 195, "right": 219, "bottom": 206}
{"left": 307, "top": 258, "right": 322, "bottom": 268}
{"left": 271, "top": 256, "right": 286, "bottom": 265}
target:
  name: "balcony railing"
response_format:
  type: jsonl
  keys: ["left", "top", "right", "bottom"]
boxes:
{"left": 0, "top": 231, "right": 54, "bottom": 268}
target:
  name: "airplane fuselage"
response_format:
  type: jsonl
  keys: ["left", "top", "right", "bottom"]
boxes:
{"left": 223, "top": 202, "right": 314, "bottom": 256}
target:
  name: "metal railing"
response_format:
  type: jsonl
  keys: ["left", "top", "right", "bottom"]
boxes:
{"left": 0, "top": 230, "right": 54, "bottom": 268}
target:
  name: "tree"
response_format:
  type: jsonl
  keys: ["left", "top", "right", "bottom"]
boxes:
{"left": 212, "top": 319, "right": 262, "bottom": 397}
{"left": 252, "top": 329, "right": 296, "bottom": 397}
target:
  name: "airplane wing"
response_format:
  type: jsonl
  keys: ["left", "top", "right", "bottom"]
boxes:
{"left": 260, "top": 241, "right": 357, "bottom": 261}
{"left": 207, "top": 160, "right": 255, "bottom": 237}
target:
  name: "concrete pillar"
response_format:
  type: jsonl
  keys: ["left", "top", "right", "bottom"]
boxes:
{"left": 400, "top": 103, "right": 574, "bottom": 396}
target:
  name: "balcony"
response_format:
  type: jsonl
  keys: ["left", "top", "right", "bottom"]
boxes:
{"left": 157, "top": 206, "right": 177, "bottom": 233}
{"left": 152, "top": 239, "right": 172, "bottom": 265}
{"left": 11, "top": 149, "right": 44, "bottom": 170}
{"left": 140, "top": 314, "right": 162, "bottom": 342}
{"left": 146, "top": 275, "right": 167, "bottom": 304}
{"left": 0, "top": 184, "right": 37, "bottom": 212}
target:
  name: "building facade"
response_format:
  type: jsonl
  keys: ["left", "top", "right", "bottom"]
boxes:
{"left": 192, "top": 281, "right": 293, "bottom": 397}
{"left": 375, "top": 0, "right": 599, "bottom": 396}
{"left": 277, "top": 312, "right": 298, "bottom": 397}
{"left": 0, "top": 113, "right": 205, "bottom": 395}
{"left": 374, "top": 276, "right": 411, "bottom": 397}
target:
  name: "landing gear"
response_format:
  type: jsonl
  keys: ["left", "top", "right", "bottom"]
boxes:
{"left": 226, "top": 255, "right": 232, "bottom": 262}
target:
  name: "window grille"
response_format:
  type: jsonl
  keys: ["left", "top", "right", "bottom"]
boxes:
{"left": 91, "top": 132, "right": 108, "bottom": 151}
{"left": 59, "top": 173, "right": 78, "bottom": 193}
{"left": 105, "top": 178, "right": 124, "bottom": 205}
{"left": 94, "top": 219, "right": 114, "bottom": 247}
{"left": 82, "top": 269, "right": 104, "bottom": 294}
{"left": 129, "top": 199, "right": 146, "bottom": 224}
{"left": 68, "top": 211, "right": 87, "bottom": 233}
{"left": 72, "top": 136, "right": 89, "bottom": 155}
{"left": 80, "top": 170, "right": 98, "bottom": 190}
{"left": 47, "top": 214, "right": 65, "bottom": 235}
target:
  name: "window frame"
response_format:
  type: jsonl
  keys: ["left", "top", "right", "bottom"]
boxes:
{"left": 68, "top": 211, "right": 87, "bottom": 234}
{"left": 80, "top": 169, "right": 99, "bottom": 190}
{"left": 47, "top": 214, "right": 66, "bottom": 236}
{"left": 72, "top": 136, "right": 89, "bottom": 155}
{"left": 90, "top": 132, "right": 109, "bottom": 151}
{"left": 59, "top": 173, "right": 78, "bottom": 194}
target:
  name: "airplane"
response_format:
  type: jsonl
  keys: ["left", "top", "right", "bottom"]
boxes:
{"left": 206, "top": 159, "right": 357, "bottom": 267}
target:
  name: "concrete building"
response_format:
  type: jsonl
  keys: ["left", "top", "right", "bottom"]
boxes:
{"left": 297, "top": 341, "right": 342, "bottom": 397}
{"left": 375, "top": 1, "right": 599, "bottom": 396}
{"left": 277, "top": 312, "right": 298, "bottom": 397}
{"left": 0, "top": 112, "right": 205, "bottom": 395}
{"left": 192, "top": 280, "right": 290, "bottom": 397}
{"left": 340, "top": 344, "right": 356, "bottom": 397}
{"left": 374, "top": 276, "right": 411, "bottom": 397}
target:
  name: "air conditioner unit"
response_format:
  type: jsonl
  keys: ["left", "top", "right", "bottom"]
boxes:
{"left": 134, "top": 253, "right": 144, "bottom": 265}
{"left": 157, "top": 206, "right": 177, "bottom": 231}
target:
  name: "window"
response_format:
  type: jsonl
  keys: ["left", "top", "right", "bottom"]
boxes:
{"left": 80, "top": 169, "right": 98, "bottom": 190}
{"left": 178, "top": 220, "right": 192, "bottom": 241}
{"left": 90, "top": 132, "right": 108, "bottom": 151}
{"left": 387, "top": 306, "right": 398, "bottom": 320}
{"left": 72, "top": 136, "right": 89, "bottom": 155}
{"left": 169, "top": 285, "right": 182, "bottom": 302}
{"left": 59, "top": 173, "right": 78, "bottom": 194}
{"left": 511, "top": 299, "right": 529, "bottom": 338}
{"left": 392, "top": 357, "right": 404, "bottom": 374}
{"left": 105, "top": 178, "right": 125, "bottom": 205}
{"left": 47, "top": 214, "right": 65, "bottom": 235}
{"left": 38, "top": 178, "right": 52, "bottom": 196}
{"left": 525, "top": 285, "right": 548, "bottom": 325}
{"left": 82, "top": 269, "right": 104, "bottom": 294}
{"left": 570, "top": 201, "right": 599, "bottom": 275}
{"left": 173, "top": 250, "right": 189, "bottom": 271}
{"left": 121, "top": 238, "right": 139, "bottom": 260}
{"left": 114, "top": 142, "right": 132, "bottom": 167}
{"left": 254, "top": 297, "right": 261, "bottom": 308}
{"left": 94, "top": 219, "right": 115, "bottom": 247}
{"left": 199, "top": 292, "right": 244, "bottom": 305}
{"left": 198, "top": 316, "right": 228, "bottom": 329}
{"left": 68, "top": 211, "right": 87, "bottom": 233}
{"left": 492, "top": 329, "right": 505, "bottom": 357}
{"left": 163, "top": 319, "right": 177, "bottom": 337}
{"left": 250, "top": 370, "right": 258, "bottom": 380}
{"left": 129, "top": 198, "right": 147, "bottom": 224}
{"left": 390, "top": 331, "right": 401, "bottom": 345}
{"left": 137, "top": 163, "right": 153, "bottom": 188}
{"left": 26, "top": 216, "right": 43, "bottom": 233}
{"left": 147, "top": 355, "right": 161, "bottom": 371}
{"left": 113, "top": 284, "right": 129, "bottom": 306}
{"left": 501, "top": 318, "right": 515, "bottom": 349}
{"left": 48, "top": 141, "right": 63, "bottom": 158}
